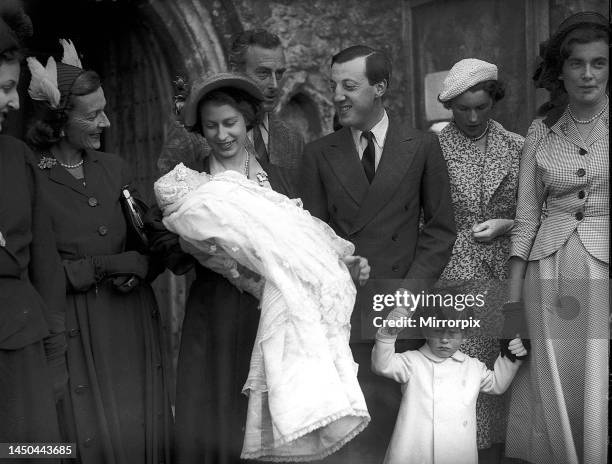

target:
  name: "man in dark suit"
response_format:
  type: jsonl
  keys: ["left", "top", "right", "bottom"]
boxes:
{"left": 300, "top": 45, "right": 456, "bottom": 462}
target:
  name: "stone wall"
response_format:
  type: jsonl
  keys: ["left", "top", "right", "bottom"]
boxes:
{"left": 235, "top": 0, "right": 407, "bottom": 140}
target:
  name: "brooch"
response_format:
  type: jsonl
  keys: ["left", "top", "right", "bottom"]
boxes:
{"left": 256, "top": 171, "right": 268, "bottom": 187}
{"left": 38, "top": 156, "right": 57, "bottom": 170}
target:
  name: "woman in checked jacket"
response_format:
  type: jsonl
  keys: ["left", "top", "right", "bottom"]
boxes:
{"left": 504, "top": 12, "right": 609, "bottom": 464}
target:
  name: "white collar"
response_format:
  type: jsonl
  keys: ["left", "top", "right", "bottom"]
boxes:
{"left": 351, "top": 110, "right": 389, "bottom": 148}
{"left": 419, "top": 343, "right": 466, "bottom": 363}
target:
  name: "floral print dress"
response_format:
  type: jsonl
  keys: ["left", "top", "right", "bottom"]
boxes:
{"left": 438, "top": 120, "right": 523, "bottom": 449}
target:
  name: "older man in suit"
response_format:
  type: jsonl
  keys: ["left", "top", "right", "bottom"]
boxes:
{"left": 300, "top": 45, "right": 455, "bottom": 462}
{"left": 228, "top": 29, "right": 303, "bottom": 187}
{"left": 158, "top": 29, "right": 303, "bottom": 195}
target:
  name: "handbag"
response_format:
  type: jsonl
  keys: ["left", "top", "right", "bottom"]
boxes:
{"left": 120, "top": 185, "right": 150, "bottom": 254}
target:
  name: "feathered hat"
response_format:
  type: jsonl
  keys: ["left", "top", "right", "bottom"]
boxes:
{"left": 27, "top": 39, "right": 84, "bottom": 109}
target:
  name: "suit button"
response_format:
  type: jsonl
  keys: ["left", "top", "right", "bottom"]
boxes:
{"left": 68, "top": 328, "right": 80, "bottom": 337}
{"left": 391, "top": 233, "right": 398, "bottom": 241}
{"left": 331, "top": 205, "right": 338, "bottom": 213}
{"left": 575, "top": 212, "right": 584, "bottom": 221}
{"left": 392, "top": 264, "right": 399, "bottom": 272}
{"left": 75, "top": 384, "right": 89, "bottom": 394}
{"left": 404, "top": 204, "right": 409, "bottom": 211}
{"left": 579, "top": 148, "right": 587, "bottom": 156}
{"left": 98, "top": 225, "right": 108, "bottom": 236}
{"left": 83, "top": 437, "right": 93, "bottom": 448}
{"left": 578, "top": 190, "right": 585, "bottom": 199}
{"left": 88, "top": 197, "right": 98, "bottom": 207}
{"left": 576, "top": 168, "right": 586, "bottom": 177}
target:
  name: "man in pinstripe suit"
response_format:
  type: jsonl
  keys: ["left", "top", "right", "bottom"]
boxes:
{"left": 227, "top": 28, "right": 304, "bottom": 194}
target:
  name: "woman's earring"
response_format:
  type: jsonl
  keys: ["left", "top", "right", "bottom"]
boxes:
{"left": 59, "top": 129, "right": 65, "bottom": 138}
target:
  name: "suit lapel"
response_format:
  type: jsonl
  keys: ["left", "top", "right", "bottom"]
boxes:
{"left": 46, "top": 158, "right": 89, "bottom": 198}
{"left": 481, "top": 121, "right": 512, "bottom": 207}
{"left": 586, "top": 112, "right": 609, "bottom": 147}
{"left": 551, "top": 110, "right": 586, "bottom": 150}
{"left": 350, "top": 120, "right": 419, "bottom": 234}
{"left": 322, "top": 127, "right": 370, "bottom": 205}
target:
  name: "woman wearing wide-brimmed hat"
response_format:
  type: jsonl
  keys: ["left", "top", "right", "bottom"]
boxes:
{"left": 505, "top": 12, "right": 609, "bottom": 464}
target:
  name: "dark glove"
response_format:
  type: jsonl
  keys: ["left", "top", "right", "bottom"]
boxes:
{"left": 500, "top": 301, "right": 530, "bottom": 362}
{"left": 91, "top": 251, "right": 149, "bottom": 280}
{"left": 144, "top": 205, "right": 194, "bottom": 275}
{"left": 43, "top": 333, "right": 68, "bottom": 402}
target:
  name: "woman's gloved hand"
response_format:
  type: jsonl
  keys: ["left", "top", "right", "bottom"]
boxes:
{"left": 91, "top": 251, "right": 149, "bottom": 280}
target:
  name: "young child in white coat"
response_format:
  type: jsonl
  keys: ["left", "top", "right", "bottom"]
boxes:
{"left": 371, "top": 301, "right": 527, "bottom": 464}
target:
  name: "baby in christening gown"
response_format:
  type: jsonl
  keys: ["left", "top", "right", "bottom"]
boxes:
{"left": 154, "top": 163, "right": 370, "bottom": 462}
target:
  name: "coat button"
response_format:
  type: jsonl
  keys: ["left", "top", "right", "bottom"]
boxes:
{"left": 98, "top": 225, "right": 108, "bottom": 236}
{"left": 392, "top": 264, "right": 399, "bottom": 272}
{"left": 88, "top": 197, "right": 98, "bottom": 207}
{"left": 579, "top": 148, "right": 587, "bottom": 156}
{"left": 83, "top": 437, "right": 93, "bottom": 448}
{"left": 331, "top": 205, "right": 338, "bottom": 213}
{"left": 576, "top": 168, "right": 586, "bottom": 177}
{"left": 578, "top": 190, "right": 585, "bottom": 199}
{"left": 391, "top": 233, "right": 399, "bottom": 241}
{"left": 575, "top": 212, "right": 584, "bottom": 221}
{"left": 404, "top": 204, "right": 409, "bottom": 211}
{"left": 75, "top": 384, "right": 89, "bottom": 394}
{"left": 68, "top": 328, "right": 80, "bottom": 337}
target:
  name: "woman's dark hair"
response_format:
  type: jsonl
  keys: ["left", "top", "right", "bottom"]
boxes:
{"left": 441, "top": 80, "right": 505, "bottom": 109}
{"left": 193, "top": 87, "right": 260, "bottom": 135}
{"left": 27, "top": 70, "right": 102, "bottom": 150}
{"left": 535, "top": 20, "right": 610, "bottom": 100}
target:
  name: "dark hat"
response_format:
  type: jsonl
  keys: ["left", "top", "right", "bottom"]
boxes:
{"left": 182, "top": 72, "right": 263, "bottom": 128}
{"left": 0, "top": 17, "right": 18, "bottom": 55}
{"left": 534, "top": 11, "right": 610, "bottom": 90}
{"left": 56, "top": 62, "right": 84, "bottom": 108}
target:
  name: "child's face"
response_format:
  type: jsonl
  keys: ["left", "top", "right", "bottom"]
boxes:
{"left": 425, "top": 328, "right": 464, "bottom": 358}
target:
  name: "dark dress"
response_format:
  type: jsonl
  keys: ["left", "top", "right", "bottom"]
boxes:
{"left": 172, "top": 159, "right": 292, "bottom": 464}
{"left": 38, "top": 149, "right": 172, "bottom": 464}
{"left": 0, "top": 135, "right": 63, "bottom": 460}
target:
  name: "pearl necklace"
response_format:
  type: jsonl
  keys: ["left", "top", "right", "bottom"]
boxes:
{"left": 59, "top": 159, "right": 84, "bottom": 169}
{"left": 568, "top": 96, "right": 609, "bottom": 124}
{"left": 468, "top": 121, "right": 490, "bottom": 142}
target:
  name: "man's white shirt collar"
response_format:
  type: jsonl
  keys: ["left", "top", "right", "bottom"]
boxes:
{"left": 351, "top": 110, "right": 389, "bottom": 152}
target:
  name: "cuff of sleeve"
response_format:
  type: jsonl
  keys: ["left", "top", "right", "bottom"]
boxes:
{"left": 376, "top": 329, "right": 398, "bottom": 343}
{"left": 63, "top": 258, "right": 98, "bottom": 292}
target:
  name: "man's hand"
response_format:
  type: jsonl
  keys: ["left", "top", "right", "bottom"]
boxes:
{"left": 342, "top": 255, "right": 370, "bottom": 286}
{"left": 472, "top": 219, "right": 514, "bottom": 242}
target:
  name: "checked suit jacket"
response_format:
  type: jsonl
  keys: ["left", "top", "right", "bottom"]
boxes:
{"left": 300, "top": 117, "right": 456, "bottom": 342}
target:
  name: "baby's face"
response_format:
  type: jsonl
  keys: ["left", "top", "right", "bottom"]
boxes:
{"left": 425, "top": 328, "right": 464, "bottom": 358}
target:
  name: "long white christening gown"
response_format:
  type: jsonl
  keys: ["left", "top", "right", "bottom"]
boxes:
{"left": 154, "top": 163, "right": 370, "bottom": 462}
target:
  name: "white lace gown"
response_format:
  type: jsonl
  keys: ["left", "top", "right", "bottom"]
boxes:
{"left": 154, "top": 163, "right": 370, "bottom": 462}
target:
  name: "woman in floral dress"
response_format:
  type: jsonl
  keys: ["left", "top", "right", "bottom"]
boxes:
{"left": 437, "top": 58, "right": 524, "bottom": 463}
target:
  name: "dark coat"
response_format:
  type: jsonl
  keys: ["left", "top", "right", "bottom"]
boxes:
{"left": 0, "top": 135, "right": 62, "bottom": 451}
{"left": 300, "top": 119, "right": 456, "bottom": 341}
{"left": 299, "top": 119, "right": 456, "bottom": 463}
{"left": 38, "top": 149, "right": 172, "bottom": 464}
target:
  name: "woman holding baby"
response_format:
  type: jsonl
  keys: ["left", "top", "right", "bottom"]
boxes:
{"left": 146, "top": 72, "right": 370, "bottom": 464}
